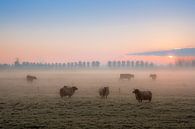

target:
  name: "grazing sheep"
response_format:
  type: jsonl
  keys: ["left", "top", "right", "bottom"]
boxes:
{"left": 150, "top": 74, "right": 157, "bottom": 80}
{"left": 26, "top": 75, "right": 37, "bottom": 82}
{"left": 60, "top": 86, "right": 78, "bottom": 98}
{"left": 132, "top": 89, "right": 152, "bottom": 102}
{"left": 99, "top": 87, "right": 109, "bottom": 99}
{"left": 120, "top": 74, "right": 134, "bottom": 80}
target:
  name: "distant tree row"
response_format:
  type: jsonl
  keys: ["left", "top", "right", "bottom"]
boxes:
{"left": 0, "top": 60, "right": 156, "bottom": 70}
{"left": 107, "top": 60, "right": 154, "bottom": 68}
{"left": 175, "top": 59, "right": 195, "bottom": 67}
{"left": 11, "top": 60, "right": 101, "bottom": 69}
{"left": 2, "top": 58, "right": 195, "bottom": 70}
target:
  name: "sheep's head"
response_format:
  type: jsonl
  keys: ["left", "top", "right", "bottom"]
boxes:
{"left": 132, "top": 89, "right": 140, "bottom": 94}
{"left": 72, "top": 86, "right": 78, "bottom": 91}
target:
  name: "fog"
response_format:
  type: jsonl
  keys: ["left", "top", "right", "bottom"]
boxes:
{"left": 1, "top": 69, "right": 194, "bottom": 98}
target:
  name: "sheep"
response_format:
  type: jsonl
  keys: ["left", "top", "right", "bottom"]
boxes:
{"left": 60, "top": 86, "right": 78, "bottom": 98}
{"left": 26, "top": 75, "right": 37, "bottom": 82}
{"left": 120, "top": 74, "right": 134, "bottom": 80}
{"left": 132, "top": 89, "right": 152, "bottom": 102}
{"left": 99, "top": 87, "right": 109, "bottom": 99}
{"left": 150, "top": 74, "right": 157, "bottom": 80}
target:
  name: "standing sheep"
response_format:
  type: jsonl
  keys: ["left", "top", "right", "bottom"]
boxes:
{"left": 150, "top": 74, "right": 157, "bottom": 80}
{"left": 99, "top": 87, "right": 109, "bottom": 99}
{"left": 26, "top": 75, "right": 37, "bottom": 82}
{"left": 132, "top": 89, "right": 152, "bottom": 102}
{"left": 60, "top": 86, "right": 78, "bottom": 98}
{"left": 119, "top": 74, "right": 134, "bottom": 80}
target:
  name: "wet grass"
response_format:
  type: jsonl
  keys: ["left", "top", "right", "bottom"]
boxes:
{"left": 1, "top": 95, "right": 195, "bottom": 129}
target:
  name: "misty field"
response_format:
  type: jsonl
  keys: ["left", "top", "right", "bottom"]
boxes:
{"left": 0, "top": 70, "right": 195, "bottom": 129}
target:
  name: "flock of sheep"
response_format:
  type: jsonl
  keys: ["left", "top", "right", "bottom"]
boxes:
{"left": 26, "top": 73, "right": 157, "bottom": 103}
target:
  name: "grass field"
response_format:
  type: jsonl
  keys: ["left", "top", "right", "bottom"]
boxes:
{"left": 0, "top": 70, "right": 195, "bottom": 129}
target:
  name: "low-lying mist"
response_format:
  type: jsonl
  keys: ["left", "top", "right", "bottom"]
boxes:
{"left": 0, "top": 69, "right": 194, "bottom": 98}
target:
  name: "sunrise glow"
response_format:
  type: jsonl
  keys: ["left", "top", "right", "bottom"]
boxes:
{"left": 168, "top": 56, "right": 174, "bottom": 59}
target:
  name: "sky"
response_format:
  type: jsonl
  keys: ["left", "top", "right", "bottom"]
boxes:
{"left": 0, "top": 0, "right": 195, "bottom": 64}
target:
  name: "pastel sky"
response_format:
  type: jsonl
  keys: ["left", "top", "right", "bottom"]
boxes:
{"left": 0, "top": 0, "right": 195, "bottom": 64}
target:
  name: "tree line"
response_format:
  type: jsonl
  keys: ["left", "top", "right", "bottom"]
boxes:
{"left": 107, "top": 60, "right": 154, "bottom": 68}
{"left": 1, "top": 58, "right": 194, "bottom": 70}
{"left": 175, "top": 59, "right": 195, "bottom": 67}
{"left": 0, "top": 59, "right": 156, "bottom": 70}
{"left": 11, "top": 60, "right": 101, "bottom": 69}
